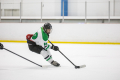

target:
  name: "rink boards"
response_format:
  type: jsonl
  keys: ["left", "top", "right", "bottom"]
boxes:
{"left": 0, "top": 23, "right": 120, "bottom": 44}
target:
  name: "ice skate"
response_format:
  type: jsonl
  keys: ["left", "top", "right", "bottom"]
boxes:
{"left": 51, "top": 61, "right": 60, "bottom": 67}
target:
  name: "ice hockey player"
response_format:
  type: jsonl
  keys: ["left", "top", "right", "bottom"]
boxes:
{"left": 26, "top": 23, "right": 60, "bottom": 67}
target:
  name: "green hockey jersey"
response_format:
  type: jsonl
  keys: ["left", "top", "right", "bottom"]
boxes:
{"left": 30, "top": 27, "right": 51, "bottom": 50}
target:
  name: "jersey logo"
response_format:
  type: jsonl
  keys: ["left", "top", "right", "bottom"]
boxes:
{"left": 32, "top": 32, "right": 38, "bottom": 39}
{"left": 44, "top": 42, "right": 50, "bottom": 50}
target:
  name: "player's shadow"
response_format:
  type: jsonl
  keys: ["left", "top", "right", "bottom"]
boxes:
{"left": 23, "top": 65, "right": 60, "bottom": 70}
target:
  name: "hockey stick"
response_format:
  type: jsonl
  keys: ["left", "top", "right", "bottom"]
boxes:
{"left": 0, "top": 43, "right": 42, "bottom": 67}
{"left": 48, "top": 40, "right": 86, "bottom": 69}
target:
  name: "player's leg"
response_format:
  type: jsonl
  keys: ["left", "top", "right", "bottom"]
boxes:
{"left": 27, "top": 43, "right": 60, "bottom": 67}
{"left": 41, "top": 50, "right": 53, "bottom": 63}
{"left": 41, "top": 50, "right": 60, "bottom": 67}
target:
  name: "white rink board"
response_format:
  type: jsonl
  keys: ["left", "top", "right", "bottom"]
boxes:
{"left": 0, "top": 23, "right": 120, "bottom": 42}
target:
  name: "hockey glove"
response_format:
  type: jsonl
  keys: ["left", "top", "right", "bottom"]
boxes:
{"left": 51, "top": 45, "right": 59, "bottom": 51}
{"left": 0, "top": 43, "right": 4, "bottom": 49}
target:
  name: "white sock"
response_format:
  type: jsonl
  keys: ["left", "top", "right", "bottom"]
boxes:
{"left": 41, "top": 50, "right": 53, "bottom": 63}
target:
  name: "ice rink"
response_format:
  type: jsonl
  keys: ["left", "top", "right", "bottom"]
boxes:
{"left": 0, "top": 42, "right": 120, "bottom": 80}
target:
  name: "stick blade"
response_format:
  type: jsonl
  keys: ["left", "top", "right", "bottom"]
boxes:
{"left": 80, "top": 65, "right": 86, "bottom": 68}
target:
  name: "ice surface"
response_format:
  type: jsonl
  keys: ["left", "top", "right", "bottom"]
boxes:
{"left": 0, "top": 42, "right": 120, "bottom": 80}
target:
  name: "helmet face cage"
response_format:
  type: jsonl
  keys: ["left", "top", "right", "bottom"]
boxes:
{"left": 43, "top": 23, "right": 52, "bottom": 34}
